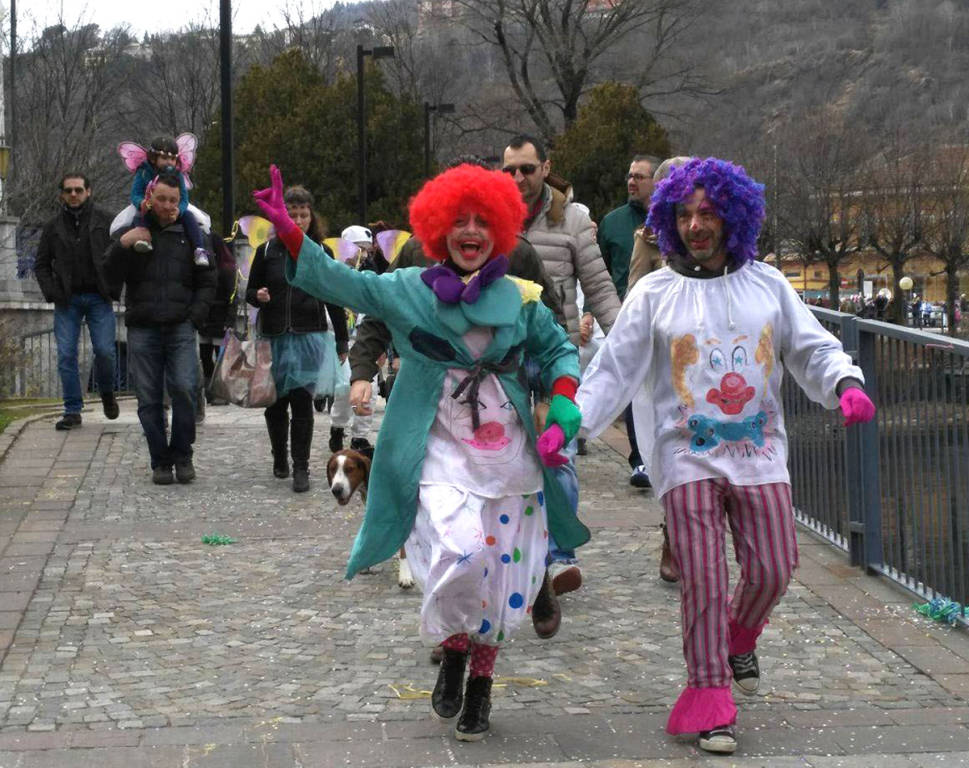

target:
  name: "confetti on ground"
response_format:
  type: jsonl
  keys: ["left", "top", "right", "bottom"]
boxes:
{"left": 914, "top": 597, "right": 964, "bottom": 626}
{"left": 201, "top": 534, "right": 236, "bottom": 546}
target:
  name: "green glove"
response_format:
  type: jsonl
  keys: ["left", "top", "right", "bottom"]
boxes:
{"left": 546, "top": 394, "right": 581, "bottom": 444}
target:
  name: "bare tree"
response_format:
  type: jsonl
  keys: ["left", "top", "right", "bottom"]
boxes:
{"left": 862, "top": 130, "right": 927, "bottom": 324}
{"left": 453, "top": 0, "right": 705, "bottom": 144}
{"left": 10, "top": 19, "right": 134, "bottom": 222}
{"left": 775, "top": 111, "right": 867, "bottom": 311}
{"left": 922, "top": 142, "right": 969, "bottom": 335}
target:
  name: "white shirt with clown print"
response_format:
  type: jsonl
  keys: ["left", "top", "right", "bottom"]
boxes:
{"left": 420, "top": 326, "right": 543, "bottom": 496}
{"left": 576, "top": 260, "right": 864, "bottom": 500}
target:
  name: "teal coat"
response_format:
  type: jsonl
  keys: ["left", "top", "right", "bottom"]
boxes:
{"left": 287, "top": 238, "right": 591, "bottom": 579}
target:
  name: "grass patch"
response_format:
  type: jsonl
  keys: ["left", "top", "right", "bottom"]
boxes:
{"left": 0, "top": 398, "right": 60, "bottom": 434}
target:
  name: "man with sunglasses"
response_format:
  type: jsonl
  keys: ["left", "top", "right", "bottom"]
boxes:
{"left": 502, "top": 135, "right": 621, "bottom": 599}
{"left": 35, "top": 173, "right": 121, "bottom": 430}
{"left": 501, "top": 135, "right": 620, "bottom": 350}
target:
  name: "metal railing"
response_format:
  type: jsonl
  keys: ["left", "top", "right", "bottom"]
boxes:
{"left": 0, "top": 312, "right": 129, "bottom": 399}
{"left": 785, "top": 307, "right": 969, "bottom": 621}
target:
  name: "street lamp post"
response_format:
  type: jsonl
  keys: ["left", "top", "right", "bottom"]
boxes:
{"left": 356, "top": 44, "right": 395, "bottom": 224}
{"left": 220, "top": 0, "right": 233, "bottom": 235}
{"left": 423, "top": 102, "right": 455, "bottom": 177}
{"left": 899, "top": 275, "right": 914, "bottom": 326}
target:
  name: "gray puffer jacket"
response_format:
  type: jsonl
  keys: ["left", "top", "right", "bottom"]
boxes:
{"left": 525, "top": 183, "right": 620, "bottom": 345}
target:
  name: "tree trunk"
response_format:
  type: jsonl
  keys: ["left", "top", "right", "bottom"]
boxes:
{"left": 890, "top": 260, "right": 908, "bottom": 325}
{"left": 946, "top": 261, "right": 959, "bottom": 337}
{"left": 827, "top": 260, "right": 841, "bottom": 311}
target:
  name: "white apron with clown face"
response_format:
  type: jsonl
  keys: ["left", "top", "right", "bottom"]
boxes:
{"left": 406, "top": 327, "right": 548, "bottom": 645}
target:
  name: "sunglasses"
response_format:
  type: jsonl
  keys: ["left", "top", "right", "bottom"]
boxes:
{"left": 502, "top": 163, "right": 540, "bottom": 176}
{"left": 62, "top": 187, "right": 86, "bottom": 194}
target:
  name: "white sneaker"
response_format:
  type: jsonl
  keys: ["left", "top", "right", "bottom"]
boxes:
{"left": 548, "top": 562, "right": 582, "bottom": 595}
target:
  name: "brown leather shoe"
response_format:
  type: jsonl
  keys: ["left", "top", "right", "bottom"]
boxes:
{"left": 660, "top": 523, "right": 679, "bottom": 583}
{"left": 531, "top": 571, "right": 561, "bottom": 638}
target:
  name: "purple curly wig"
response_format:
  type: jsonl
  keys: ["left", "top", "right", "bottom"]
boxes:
{"left": 646, "top": 157, "right": 765, "bottom": 265}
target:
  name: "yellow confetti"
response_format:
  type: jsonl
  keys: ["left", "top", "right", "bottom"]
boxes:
{"left": 493, "top": 676, "right": 547, "bottom": 688}
{"left": 389, "top": 683, "right": 432, "bottom": 699}
{"left": 552, "top": 673, "right": 573, "bottom": 682}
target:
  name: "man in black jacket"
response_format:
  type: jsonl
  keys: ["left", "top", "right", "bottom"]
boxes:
{"left": 102, "top": 171, "right": 216, "bottom": 485}
{"left": 34, "top": 173, "right": 120, "bottom": 430}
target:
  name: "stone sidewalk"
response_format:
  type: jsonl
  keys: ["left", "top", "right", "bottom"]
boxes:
{"left": 1, "top": 403, "right": 969, "bottom": 767}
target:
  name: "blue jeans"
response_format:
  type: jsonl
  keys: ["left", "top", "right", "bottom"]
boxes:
{"left": 548, "top": 440, "right": 579, "bottom": 564}
{"left": 524, "top": 357, "right": 581, "bottom": 565}
{"left": 53, "top": 294, "right": 117, "bottom": 414}
{"left": 127, "top": 321, "right": 199, "bottom": 468}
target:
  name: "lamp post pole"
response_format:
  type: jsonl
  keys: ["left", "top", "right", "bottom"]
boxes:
{"left": 220, "top": 0, "right": 233, "bottom": 235}
{"left": 356, "top": 44, "right": 395, "bottom": 224}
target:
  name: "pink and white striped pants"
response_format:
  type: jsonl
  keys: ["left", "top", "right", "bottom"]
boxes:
{"left": 662, "top": 479, "right": 798, "bottom": 689}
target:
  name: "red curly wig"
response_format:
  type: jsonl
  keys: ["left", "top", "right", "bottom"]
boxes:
{"left": 408, "top": 164, "right": 526, "bottom": 263}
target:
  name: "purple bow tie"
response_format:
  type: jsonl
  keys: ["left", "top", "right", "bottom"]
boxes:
{"left": 421, "top": 256, "right": 510, "bottom": 304}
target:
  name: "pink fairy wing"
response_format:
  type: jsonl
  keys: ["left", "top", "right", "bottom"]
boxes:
{"left": 117, "top": 141, "right": 148, "bottom": 173}
{"left": 175, "top": 132, "right": 198, "bottom": 173}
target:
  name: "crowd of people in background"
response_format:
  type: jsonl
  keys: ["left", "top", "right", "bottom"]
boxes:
{"left": 34, "top": 135, "right": 880, "bottom": 755}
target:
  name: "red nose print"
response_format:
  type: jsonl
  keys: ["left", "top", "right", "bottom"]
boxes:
{"left": 474, "top": 421, "right": 506, "bottom": 443}
{"left": 720, "top": 372, "right": 747, "bottom": 395}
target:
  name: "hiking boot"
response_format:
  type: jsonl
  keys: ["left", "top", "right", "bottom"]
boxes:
{"left": 455, "top": 676, "right": 492, "bottom": 741}
{"left": 659, "top": 522, "right": 679, "bottom": 583}
{"left": 630, "top": 464, "right": 651, "bottom": 488}
{"left": 152, "top": 465, "right": 174, "bottom": 485}
{"left": 174, "top": 459, "right": 196, "bottom": 484}
{"left": 729, "top": 651, "right": 760, "bottom": 695}
{"left": 531, "top": 571, "right": 561, "bottom": 639}
{"left": 548, "top": 562, "right": 582, "bottom": 595}
{"left": 101, "top": 393, "right": 119, "bottom": 420}
{"left": 431, "top": 648, "right": 467, "bottom": 721}
{"left": 698, "top": 724, "right": 737, "bottom": 754}
{"left": 55, "top": 413, "right": 82, "bottom": 431}
{"left": 328, "top": 426, "right": 344, "bottom": 453}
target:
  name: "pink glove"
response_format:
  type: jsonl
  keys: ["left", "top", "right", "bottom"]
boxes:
{"left": 839, "top": 387, "right": 875, "bottom": 426}
{"left": 253, "top": 164, "right": 298, "bottom": 237}
{"left": 537, "top": 424, "right": 569, "bottom": 467}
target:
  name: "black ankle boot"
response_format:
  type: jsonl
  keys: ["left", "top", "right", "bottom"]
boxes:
{"left": 329, "top": 426, "right": 344, "bottom": 453}
{"left": 291, "top": 417, "right": 313, "bottom": 493}
{"left": 431, "top": 649, "right": 467, "bottom": 721}
{"left": 265, "top": 410, "right": 289, "bottom": 479}
{"left": 455, "top": 675, "right": 492, "bottom": 741}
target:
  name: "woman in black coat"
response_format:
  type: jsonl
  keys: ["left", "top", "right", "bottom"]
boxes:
{"left": 245, "top": 186, "right": 349, "bottom": 492}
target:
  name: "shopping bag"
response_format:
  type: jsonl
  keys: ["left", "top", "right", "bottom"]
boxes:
{"left": 208, "top": 330, "right": 277, "bottom": 408}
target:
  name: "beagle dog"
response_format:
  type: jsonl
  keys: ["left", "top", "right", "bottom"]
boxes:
{"left": 326, "top": 448, "right": 414, "bottom": 589}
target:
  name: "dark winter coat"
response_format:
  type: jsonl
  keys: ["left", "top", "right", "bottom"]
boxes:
{"left": 34, "top": 202, "right": 119, "bottom": 304}
{"left": 245, "top": 238, "right": 349, "bottom": 354}
{"left": 101, "top": 217, "right": 216, "bottom": 328}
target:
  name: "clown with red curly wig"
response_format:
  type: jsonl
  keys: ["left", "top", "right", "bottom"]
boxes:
{"left": 253, "top": 163, "right": 588, "bottom": 742}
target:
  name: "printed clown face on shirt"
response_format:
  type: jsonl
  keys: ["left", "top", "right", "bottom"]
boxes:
{"left": 442, "top": 376, "right": 525, "bottom": 463}
{"left": 672, "top": 325, "right": 777, "bottom": 454}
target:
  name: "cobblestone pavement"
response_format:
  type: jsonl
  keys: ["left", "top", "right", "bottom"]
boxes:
{"left": 1, "top": 403, "right": 969, "bottom": 766}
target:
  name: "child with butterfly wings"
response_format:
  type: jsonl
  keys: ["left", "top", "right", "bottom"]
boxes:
{"left": 117, "top": 133, "right": 210, "bottom": 267}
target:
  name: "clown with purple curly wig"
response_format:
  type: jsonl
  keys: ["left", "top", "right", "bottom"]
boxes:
{"left": 647, "top": 157, "right": 766, "bottom": 268}
{"left": 577, "top": 156, "right": 876, "bottom": 753}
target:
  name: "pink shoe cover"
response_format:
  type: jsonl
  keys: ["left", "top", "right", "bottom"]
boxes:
{"left": 666, "top": 685, "right": 737, "bottom": 734}
{"left": 728, "top": 619, "right": 766, "bottom": 656}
